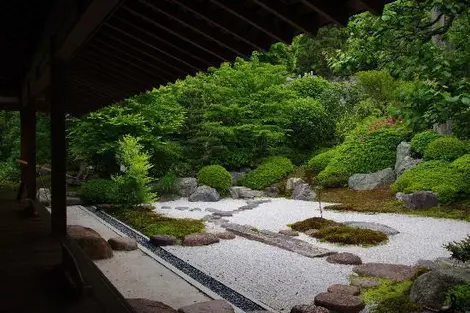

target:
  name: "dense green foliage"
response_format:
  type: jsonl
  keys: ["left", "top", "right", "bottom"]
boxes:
{"left": 197, "top": 165, "right": 232, "bottom": 192}
{"left": 113, "top": 136, "right": 156, "bottom": 205}
{"left": 155, "top": 172, "right": 178, "bottom": 195}
{"left": 446, "top": 283, "right": 470, "bottom": 311}
{"left": 444, "top": 235, "right": 470, "bottom": 263}
{"left": 423, "top": 137, "right": 468, "bottom": 161}
{"left": 410, "top": 130, "right": 442, "bottom": 156}
{"left": 239, "top": 157, "right": 293, "bottom": 189}
{"left": 78, "top": 179, "right": 118, "bottom": 205}
{"left": 450, "top": 154, "right": 470, "bottom": 174}
{"left": 317, "top": 119, "right": 408, "bottom": 187}
{"left": 307, "top": 148, "right": 338, "bottom": 171}
{"left": 392, "top": 161, "right": 468, "bottom": 203}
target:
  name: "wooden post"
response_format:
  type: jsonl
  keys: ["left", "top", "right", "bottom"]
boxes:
{"left": 25, "top": 101, "right": 37, "bottom": 202}
{"left": 50, "top": 58, "right": 67, "bottom": 237}
{"left": 16, "top": 108, "right": 27, "bottom": 200}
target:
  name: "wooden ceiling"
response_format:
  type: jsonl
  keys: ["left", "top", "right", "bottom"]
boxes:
{"left": 1, "top": 0, "right": 394, "bottom": 114}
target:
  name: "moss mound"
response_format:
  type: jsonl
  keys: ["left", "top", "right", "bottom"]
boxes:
{"left": 392, "top": 160, "right": 468, "bottom": 204}
{"left": 424, "top": 137, "right": 468, "bottom": 161}
{"left": 240, "top": 156, "right": 294, "bottom": 189}
{"left": 410, "top": 130, "right": 442, "bottom": 157}
{"left": 289, "top": 217, "right": 340, "bottom": 232}
{"left": 307, "top": 147, "right": 339, "bottom": 171}
{"left": 316, "top": 119, "right": 409, "bottom": 187}
{"left": 311, "top": 225, "right": 388, "bottom": 246}
{"left": 197, "top": 165, "right": 232, "bottom": 192}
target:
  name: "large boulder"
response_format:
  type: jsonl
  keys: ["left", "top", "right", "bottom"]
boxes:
{"left": 292, "top": 183, "right": 316, "bottom": 201}
{"left": 183, "top": 233, "right": 220, "bottom": 246}
{"left": 176, "top": 177, "right": 198, "bottom": 197}
{"left": 410, "top": 269, "right": 467, "bottom": 310}
{"left": 314, "top": 292, "right": 365, "bottom": 313}
{"left": 178, "top": 300, "right": 234, "bottom": 313}
{"left": 326, "top": 252, "right": 362, "bottom": 265}
{"left": 395, "top": 191, "right": 439, "bottom": 209}
{"left": 108, "top": 237, "right": 138, "bottom": 251}
{"left": 264, "top": 187, "right": 280, "bottom": 197}
{"left": 127, "top": 298, "right": 177, "bottom": 313}
{"left": 348, "top": 168, "right": 396, "bottom": 191}
{"left": 286, "top": 178, "right": 306, "bottom": 193}
{"left": 188, "top": 186, "right": 221, "bottom": 202}
{"left": 394, "top": 142, "right": 422, "bottom": 176}
{"left": 67, "top": 225, "right": 113, "bottom": 260}
{"left": 352, "top": 263, "right": 417, "bottom": 282}
{"left": 229, "top": 186, "right": 262, "bottom": 199}
{"left": 290, "top": 304, "right": 329, "bottom": 313}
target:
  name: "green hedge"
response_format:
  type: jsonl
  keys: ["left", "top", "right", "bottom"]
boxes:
{"left": 392, "top": 161, "right": 468, "bottom": 204}
{"left": 79, "top": 179, "right": 118, "bottom": 204}
{"left": 450, "top": 154, "right": 470, "bottom": 175}
{"left": 317, "top": 119, "right": 409, "bottom": 187}
{"left": 423, "top": 137, "right": 467, "bottom": 161}
{"left": 307, "top": 147, "right": 339, "bottom": 171}
{"left": 410, "top": 130, "right": 442, "bottom": 157}
{"left": 197, "top": 165, "right": 232, "bottom": 192}
{"left": 240, "top": 156, "right": 294, "bottom": 189}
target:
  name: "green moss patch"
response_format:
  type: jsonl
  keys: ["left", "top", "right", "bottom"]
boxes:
{"left": 108, "top": 206, "right": 205, "bottom": 239}
{"left": 311, "top": 225, "right": 388, "bottom": 246}
{"left": 239, "top": 156, "right": 294, "bottom": 190}
{"left": 289, "top": 217, "right": 340, "bottom": 232}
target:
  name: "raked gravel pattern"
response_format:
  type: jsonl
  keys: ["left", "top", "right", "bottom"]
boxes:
{"left": 155, "top": 198, "right": 470, "bottom": 312}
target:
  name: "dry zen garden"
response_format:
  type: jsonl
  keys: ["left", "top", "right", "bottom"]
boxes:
{"left": 1, "top": 1, "right": 470, "bottom": 313}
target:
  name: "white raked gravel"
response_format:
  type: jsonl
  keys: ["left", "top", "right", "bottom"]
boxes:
{"left": 156, "top": 197, "right": 470, "bottom": 312}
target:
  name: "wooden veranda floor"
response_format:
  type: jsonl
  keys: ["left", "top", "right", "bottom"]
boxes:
{"left": 0, "top": 189, "right": 116, "bottom": 313}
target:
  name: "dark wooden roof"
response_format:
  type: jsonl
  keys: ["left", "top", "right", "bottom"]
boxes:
{"left": 2, "top": 0, "right": 393, "bottom": 114}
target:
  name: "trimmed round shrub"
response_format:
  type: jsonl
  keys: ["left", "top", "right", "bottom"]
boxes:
{"left": 424, "top": 137, "right": 467, "bottom": 161}
{"left": 307, "top": 147, "right": 338, "bottom": 171}
{"left": 450, "top": 154, "right": 470, "bottom": 174}
{"left": 197, "top": 165, "right": 232, "bottom": 192}
{"left": 239, "top": 156, "right": 294, "bottom": 190}
{"left": 79, "top": 179, "right": 118, "bottom": 205}
{"left": 410, "top": 130, "right": 442, "bottom": 156}
{"left": 392, "top": 161, "right": 467, "bottom": 204}
{"left": 316, "top": 119, "right": 409, "bottom": 187}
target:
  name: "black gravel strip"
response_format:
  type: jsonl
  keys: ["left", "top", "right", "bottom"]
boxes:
{"left": 84, "top": 206, "right": 266, "bottom": 312}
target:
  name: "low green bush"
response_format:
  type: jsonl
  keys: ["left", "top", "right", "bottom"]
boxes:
{"left": 311, "top": 225, "right": 388, "bottom": 246}
{"left": 450, "top": 154, "right": 470, "bottom": 177}
{"left": 317, "top": 119, "right": 409, "bottom": 187}
{"left": 239, "top": 156, "right": 294, "bottom": 189}
{"left": 410, "top": 130, "right": 442, "bottom": 157}
{"left": 156, "top": 172, "right": 177, "bottom": 194}
{"left": 197, "top": 165, "right": 232, "bottom": 192}
{"left": 392, "top": 161, "right": 467, "bottom": 204}
{"left": 0, "top": 161, "right": 20, "bottom": 188}
{"left": 444, "top": 235, "right": 470, "bottom": 263}
{"left": 78, "top": 179, "right": 118, "bottom": 204}
{"left": 307, "top": 147, "right": 338, "bottom": 171}
{"left": 288, "top": 76, "right": 332, "bottom": 99}
{"left": 446, "top": 283, "right": 470, "bottom": 312}
{"left": 424, "top": 137, "right": 467, "bottom": 161}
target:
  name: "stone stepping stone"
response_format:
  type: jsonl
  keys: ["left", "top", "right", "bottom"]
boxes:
{"left": 222, "top": 223, "right": 334, "bottom": 258}
{"left": 127, "top": 298, "right": 177, "bottom": 313}
{"left": 67, "top": 225, "right": 113, "bottom": 260}
{"left": 279, "top": 229, "right": 299, "bottom": 237}
{"left": 350, "top": 277, "right": 381, "bottom": 289}
{"left": 237, "top": 205, "right": 255, "bottom": 211}
{"left": 343, "top": 221, "right": 399, "bottom": 235}
{"left": 178, "top": 299, "right": 234, "bottom": 313}
{"left": 205, "top": 208, "right": 221, "bottom": 213}
{"left": 353, "top": 263, "right": 417, "bottom": 282}
{"left": 326, "top": 252, "right": 362, "bottom": 265}
{"left": 314, "top": 292, "right": 365, "bottom": 313}
{"left": 108, "top": 237, "right": 138, "bottom": 251}
{"left": 175, "top": 207, "right": 190, "bottom": 211}
{"left": 150, "top": 235, "right": 178, "bottom": 246}
{"left": 161, "top": 206, "right": 172, "bottom": 210}
{"left": 213, "top": 211, "right": 233, "bottom": 217}
{"left": 183, "top": 233, "right": 220, "bottom": 246}
{"left": 327, "top": 284, "right": 360, "bottom": 296}
{"left": 216, "top": 231, "right": 236, "bottom": 240}
{"left": 290, "top": 304, "right": 329, "bottom": 313}
{"left": 247, "top": 199, "right": 271, "bottom": 206}
{"left": 189, "top": 208, "right": 202, "bottom": 212}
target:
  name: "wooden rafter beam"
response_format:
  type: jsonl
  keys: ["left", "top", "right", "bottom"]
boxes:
{"left": 358, "top": 0, "right": 386, "bottom": 15}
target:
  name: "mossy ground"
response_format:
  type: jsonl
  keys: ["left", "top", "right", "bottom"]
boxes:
{"left": 320, "top": 187, "right": 470, "bottom": 222}
{"left": 107, "top": 205, "right": 205, "bottom": 239}
{"left": 289, "top": 217, "right": 388, "bottom": 246}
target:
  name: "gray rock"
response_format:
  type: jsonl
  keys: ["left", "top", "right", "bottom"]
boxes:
{"left": 348, "top": 168, "right": 396, "bottom": 191}
{"left": 216, "top": 231, "right": 236, "bottom": 240}
{"left": 343, "top": 221, "right": 399, "bottom": 235}
{"left": 327, "top": 284, "right": 361, "bottom": 296}
{"left": 247, "top": 199, "right": 271, "bottom": 206}
{"left": 127, "top": 298, "right": 177, "bottom": 313}
{"left": 150, "top": 235, "right": 178, "bottom": 246}
{"left": 410, "top": 269, "right": 467, "bottom": 310}
{"left": 38, "top": 188, "right": 51, "bottom": 205}
{"left": 108, "top": 237, "right": 138, "bottom": 251}
{"left": 67, "top": 225, "right": 113, "bottom": 260}
{"left": 176, "top": 177, "right": 198, "bottom": 197}
{"left": 178, "top": 300, "right": 234, "bottom": 313}
{"left": 264, "top": 187, "right": 280, "bottom": 197}
{"left": 175, "top": 207, "right": 190, "bottom": 211}
{"left": 230, "top": 171, "right": 246, "bottom": 183}
{"left": 290, "top": 304, "right": 329, "bottom": 313}
{"left": 416, "top": 259, "right": 439, "bottom": 270}
{"left": 229, "top": 186, "right": 262, "bottom": 199}
{"left": 188, "top": 186, "right": 221, "bottom": 202}
{"left": 237, "top": 205, "right": 255, "bottom": 211}
{"left": 205, "top": 208, "right": 219, "bottom": 213}
{"left": 394, "top": 142, "right": 422, "bottom": 176}
{"left": 279, "top": 229, "right": 300, "bottom": 237}
{"left": 350, "top": 277, "right": 381, "bottom": 289}
{"left": 396, "top": 191, "right": 440, "bottom": 209}
{"left": 183, "top": 233, "right": 220, "bottom": 246}
{"left": 286, "top": 178, "right": 306, "bottom": 193}
{"left": 213, "top": 211, "right": 233, "bottom": 217}
{"left": 353, "top": 263, "right": 417, "bottom": 282}
{"left": 189, "top": 208, "right": 202, "bottom": 212}
{"left": 314, "top": 292, "right": 365, "bottom": 313}
{"left": 326, "top": 252, "right": 362, "bottom": 265}
{"left": 161, "top": 206, "right": 172, "bottom": 210}
{"left": 292, "top": 184, "right": 316, "bottom": 201}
